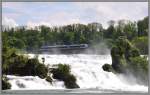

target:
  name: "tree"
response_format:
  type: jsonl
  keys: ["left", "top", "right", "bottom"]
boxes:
{"left": 104, "top": 20, "right": 116, "bottom": 39}
{"left": 137, "top": 16, "right": 148, "bottom": 36}
{"left": 132, "top": 37, "right": 148, "bottom": 54}
{"left": 7, "top": 37, "right": 26, "bottom": 49}
{"left": 123, "top": 21, "right": 137, "bottom": 40}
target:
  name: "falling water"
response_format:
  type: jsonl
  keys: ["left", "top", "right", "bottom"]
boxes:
{"left": 7, "top": 54, "right": 148, "bottom": 92}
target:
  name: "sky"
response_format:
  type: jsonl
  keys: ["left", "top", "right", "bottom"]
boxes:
{"left": 2, "top": 2, "right": 148, "bottom": 28}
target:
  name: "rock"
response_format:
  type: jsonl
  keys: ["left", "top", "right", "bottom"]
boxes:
{"left": 2, "top": 76, "right": 11, "bottom": 90}
{"left": 102, "top": 64, "right": 112, "bottom": 72}
{"left": 46, "top": 76, "right": 52, "bottom": 83}
{"left": 111, "top": 46, "right": 127, "bottom": 73}
{"left": 110, "top": 36, "right": 140, "bottom": 73}
{"left": 16, "top": 80, "right": 26, "bottom": 88}
{"left": 102, "top": 36, "right": 148, "bottom": 85}
{"left": 51, "top": 64, "right": 79, "bottom": 89}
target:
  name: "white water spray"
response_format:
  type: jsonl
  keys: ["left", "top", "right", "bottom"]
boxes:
{"left": 7, "top": 54, "right": 148, "bottom": 92}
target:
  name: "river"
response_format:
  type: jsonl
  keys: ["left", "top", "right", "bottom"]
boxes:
{"left": 6, "top": 54, "right": 148, "bottom": 93}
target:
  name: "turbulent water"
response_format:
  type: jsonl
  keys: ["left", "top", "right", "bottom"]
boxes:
{"left": 7, "top": 54, "right": 148, "bottom": 92}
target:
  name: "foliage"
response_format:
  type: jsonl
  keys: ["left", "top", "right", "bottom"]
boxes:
{"left": 51, "top": 64, "right": 79, "bottom": 89}
{"left": 64, "top": 74, "right": 79, "bottom": 88}
{"left": 132, "top": 36, "right": 148, "bottom": 54}
{"left": 2, "top": 16, "right": 148, "bottom": 54}
{"left": 123, "top": 21, "right": 137, "bottom": 40}
{"left": 102, "top": 37, "right": 148, "bottom": 85}
{"left": 51, "top": 64, "right": 70, "bottom": 80}
{"left": 8, "top": 55, "right": 28, "bottom": 75}
{"left": 111, "top": 45, "right": 127, "bottom": 73}
{"left": 7, "top": 37, "right": 26, "bottom": 49}
{"left": 137, "top": 16, "right": 148, "bottom": 37}
{"left": 35, "top": 63, "right": 48, "bottom": 79}
{"left": 2, "top": 46, "right": 48, "bottom": 78}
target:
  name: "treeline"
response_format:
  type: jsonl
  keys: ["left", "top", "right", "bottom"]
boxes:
{"left": 2, "top": 16, "right": 148, "bottom": 54}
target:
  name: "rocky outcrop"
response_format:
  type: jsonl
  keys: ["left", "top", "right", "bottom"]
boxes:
{"left": 51, "top": 64, "right": 79, "bottom": 89}
{"left": 102, "top": 36, "right": 148, "bottom": 85}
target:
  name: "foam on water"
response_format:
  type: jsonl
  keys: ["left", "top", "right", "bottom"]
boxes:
{"left": 7, "top": 75, "right": 65, "bottom": 90}
{"left": 7, "top": 54, "right": 148, "bottom": 92}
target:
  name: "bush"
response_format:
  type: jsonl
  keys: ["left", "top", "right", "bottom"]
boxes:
{"left": 51, "top": 64, "right": 70, "bottom": 80}
{"left": 2, "top": 46, "right": 19, "bottom": 74}
{"left": 51, "top": 64, "right": 79, "bottom": 89}
{"left": 126, "top": 47, "right": 140, "bottom": 61}
{"left": 2, "top": 47, "right": 48, "bottom": 79}
{"left": 35, "top": 63, "right": 48, "bottom": 79}
{"left": 2, "top": 76, "right": 11, "bottom": 90}
{"left": 64, "top": 74, "right": 79, "bottom": 89}
{"left": 24, "top": 58, "right": 38, "bottom": 76}
{"left": 9, "top": 55, "right": 28, "bottom": 75}
{"left": 132, "top": 37, "right": 148, "bottom": 54}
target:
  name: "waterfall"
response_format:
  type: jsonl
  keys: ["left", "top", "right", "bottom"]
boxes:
{"left": 7, "top": 54, "right": 148, "bottom": 92}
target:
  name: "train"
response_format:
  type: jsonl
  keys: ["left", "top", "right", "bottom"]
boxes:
{"left": 39, "top": 44, "right": 89, "bottom": 54}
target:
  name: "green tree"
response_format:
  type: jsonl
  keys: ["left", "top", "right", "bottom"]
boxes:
{"left": 132, "top": 37, "right": 148, "bottom": 54}
{"left": 137, "top": 16, "right": 148, "bottom": 36}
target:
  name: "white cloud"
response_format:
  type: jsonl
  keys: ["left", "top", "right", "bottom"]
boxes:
{"left": 27, "top": 12, "right": 86, "bottom": 28}
{"left": 74, "top": 2, "right": 148, "bottom": 28}
{"left": 3, "top": 2, "right": 148, "bottom": 29}
{"left": 27, "top": 21, "right": 51, "bottom": 28}
{"left": 2, "top": 17, "right": 18, "bottom": 28}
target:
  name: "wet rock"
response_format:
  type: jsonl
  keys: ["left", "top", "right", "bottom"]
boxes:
{"left": 16, "top": 80, "right": 26, "bottom": 88}
{"left": 102, "top": 64, "right": 112, "bottom": 72}
{"left": 46, "top": 76, "right": 52, "bottom": 83}
{"left": 2, "top": 76, "right": 11, "bottom": 90}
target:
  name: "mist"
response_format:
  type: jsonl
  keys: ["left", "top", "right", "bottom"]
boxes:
{"left": 83, "top": 42, "right": 110, "bottom": 55}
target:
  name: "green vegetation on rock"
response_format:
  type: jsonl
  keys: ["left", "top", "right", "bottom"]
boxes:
{"left": 102, "top": 36, "right": 148, "bottom": 85}
{"left": 64, "top": 74, "right": 79, "bottom": 88}
{"left": 51, "top": 64, "right": 79, "bottom": 89}
{"left": 132, "top": 36, "right": 148, "bottom": 54}
{"left": 2, "top": 46, "right": 48, "bottom": 79}
{"left": 51, "top": 64, "right": 70, "bottom": 80}
{"left": 35, "top": 63, "right": 48, "bottom": 79}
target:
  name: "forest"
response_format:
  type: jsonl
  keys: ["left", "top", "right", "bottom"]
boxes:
{"left": 2, "top": 16, "right": 148, "bottom": 54}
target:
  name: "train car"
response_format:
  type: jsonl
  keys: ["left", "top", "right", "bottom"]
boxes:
{"left": 39, "top": 44, "right": 89, "bottom": 54}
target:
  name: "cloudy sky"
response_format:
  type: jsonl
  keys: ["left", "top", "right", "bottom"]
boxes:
{"left": 2, "top": 2, "right": 148, "bottom": 28}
